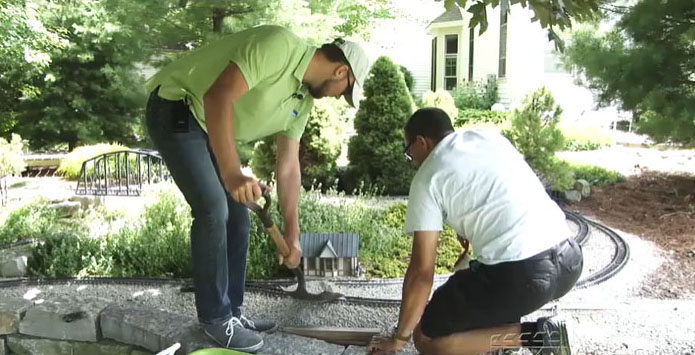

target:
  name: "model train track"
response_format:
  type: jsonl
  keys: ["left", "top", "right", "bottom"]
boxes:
{"left": 0, "top": 213, "right": 627, "bottom": 308}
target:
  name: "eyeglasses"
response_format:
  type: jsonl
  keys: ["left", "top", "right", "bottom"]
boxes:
{"left": 403, "top": 141, "right": 413, "bottom": 161}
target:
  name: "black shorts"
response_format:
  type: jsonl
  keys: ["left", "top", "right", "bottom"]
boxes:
{"left": 420, "top": 238, "right": 583, "bottom": 338}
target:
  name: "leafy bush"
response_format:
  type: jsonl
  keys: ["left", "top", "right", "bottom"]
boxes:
{"left": 455, "top": 109, "right": 508, "bottom": 127}
{"left": 29, "top": 231, "right": 103, "bottom": 277}
{"left": 250, "top": 99, "right": 343, "bottom": 190}
{"left": 452, "top": 76, "right": 499, "bottom": 110}
{"left": 57, "top": 143, "right": 128, "bottom": 180}
{"left": 0, "top": 200, "right": 61, "bottom": 244}
{"left": 421, "top": 90, "right": 459, "bottom": 122}
{"left": 0, "top": 134, "right": 26, "bottom": 176}
{"left": 237, "top": 142, "right": 255, "bottom": 166}
{"left": 400, "top": 65, "right": 415, "bottom": 93}
{"left": 346, "top": 56, "right": 415, "bottom": 195}
{"left": 569, "top": 163, "right": 624, "bottom": 185}
{"left": 559, "top": 122, "right": 613, "bottom": 151}
{"left": 503, "top": 88, "right": 574, "bottom": 191}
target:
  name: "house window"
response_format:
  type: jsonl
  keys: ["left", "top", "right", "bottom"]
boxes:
{"left": 498, "top": 9, "right": 508, "bottom": 78}
{"left": 444, "top": 34, "right": 458, "bottom": 90}
{"left": 468, "top": 27, "right": 474, "bottom": 81}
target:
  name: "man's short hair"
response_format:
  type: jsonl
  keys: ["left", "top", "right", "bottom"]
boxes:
{"left": 319, "top": 42, "right": 350, "bottom": 65}
{"left": 405, "top": 107, "right": 455, "bottom": 143}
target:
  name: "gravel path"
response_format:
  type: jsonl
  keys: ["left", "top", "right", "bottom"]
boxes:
{"left": 3, "top": 220, "right": 694, "bottom": 354}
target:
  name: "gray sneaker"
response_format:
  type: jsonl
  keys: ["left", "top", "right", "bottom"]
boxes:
{"left": 240, "top": 315, "right": 279, "bottom": 333}
{"left": 201, "top": 316, "right": 264, "bottom": 353}
{"left": 536, "top": 317, "right": 572, "bottom": 355}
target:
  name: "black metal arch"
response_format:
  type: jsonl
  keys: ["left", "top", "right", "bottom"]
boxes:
{"left": 75, "top": 149, "right": 170, "bottom": 196}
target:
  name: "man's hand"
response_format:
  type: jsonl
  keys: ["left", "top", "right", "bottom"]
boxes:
{"left": 223, "top": 172, "right": 262, "bottom": 204}
{"left": 368, "top": 336, "right": 407, "bottom": 354}
{"left": 278, "top": 241, "right": 302, "bottom": 269}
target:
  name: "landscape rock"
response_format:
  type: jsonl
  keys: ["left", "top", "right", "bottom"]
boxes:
{"left": 563, "top": 190, "right": 582, "bottom": 203}
{"left": 19, "top": 296, "right": 111, "bottom": 342}
{"left": 0, "top": 338, "right": 6, "bottom": 355}
{"left": 68, "top": 196, "right": 101, "bottom": 210}
{"left": 100, "top": 302, "right": 196, "bottom": 353}
{"left": 6, "top": 335, "right": 73, "bottom": 355}
{"left": 343, "top": 344, "right": 420, "bottom": 355}
{"left": 0, "top": 297, "right": 33, "bottom": 334}
{"left": 46, "top": 201, "right": 81, "bottom": 218}
{"left": 574, "top": 179, "right": 591, "bottom": 198}
{"left": 0, "top": 255, "right": 28, "bottom": 277}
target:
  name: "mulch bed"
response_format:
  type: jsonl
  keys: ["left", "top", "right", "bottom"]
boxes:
{"left": 570, "top": 172, "right": 695, "bottom": 299}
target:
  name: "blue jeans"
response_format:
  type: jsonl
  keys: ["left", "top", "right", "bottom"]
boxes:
{"left": 145, "top": 90, "right": 249, "bottom": 324}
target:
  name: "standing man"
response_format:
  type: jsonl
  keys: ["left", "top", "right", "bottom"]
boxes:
{"left": 144, "top": 25, "right": 369, "bottom": 353}
{"left": 369, "top": 108, "right": 583, "bottom": 355}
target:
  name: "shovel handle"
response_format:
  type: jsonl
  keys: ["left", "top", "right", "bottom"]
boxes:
{"left": 267, "top": 223, "right": 291, "bottom": 258}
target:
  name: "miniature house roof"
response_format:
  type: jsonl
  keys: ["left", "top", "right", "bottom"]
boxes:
{"left": 300, "top": 232, "right": 359, "bottom": 258}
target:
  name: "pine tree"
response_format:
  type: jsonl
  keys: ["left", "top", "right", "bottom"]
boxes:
{"left": 346, "top": 56, "right": 415, "bottom": 195}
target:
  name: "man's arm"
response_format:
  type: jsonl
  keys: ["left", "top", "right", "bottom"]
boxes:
{"left": 275, "top": 134, "right": 302, "bottom": 268}
{"left": 204, "top": 62, "right": 261, "bottom": 203}
{"left": 396, "top": 230, "right": 439, "bottom": 340}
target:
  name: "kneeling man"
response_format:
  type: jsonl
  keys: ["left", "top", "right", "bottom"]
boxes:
{"left": 369, "top": 108, "right": 582, "bottom": 355}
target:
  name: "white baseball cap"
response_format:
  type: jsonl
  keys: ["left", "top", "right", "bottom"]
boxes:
{"left": 333, "top": 39, "right": 370, "bottom": 109}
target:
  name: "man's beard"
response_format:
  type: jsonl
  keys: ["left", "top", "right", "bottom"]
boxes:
{"left": 306, "top": 78, "right": 341, "bottom": 99}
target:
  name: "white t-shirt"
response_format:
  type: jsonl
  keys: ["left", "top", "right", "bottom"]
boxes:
{"left": 405, "top": 130, "right": 570, "bottom": 265}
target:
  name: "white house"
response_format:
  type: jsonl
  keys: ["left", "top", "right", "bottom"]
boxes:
{"left": 425, "top": 4, "right": 626, "bottom": 123}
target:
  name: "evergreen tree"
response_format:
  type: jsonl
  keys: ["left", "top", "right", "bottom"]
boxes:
{"left": 346, "top": 56, "right": 415, "bottom": 195}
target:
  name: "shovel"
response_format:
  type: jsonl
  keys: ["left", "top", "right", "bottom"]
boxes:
{"left": 245, "top": 189, "right": 344, "bottom": 303}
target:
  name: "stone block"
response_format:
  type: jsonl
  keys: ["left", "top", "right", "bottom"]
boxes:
{"left": 258, "top": 332, "right": 345, "bottom": 355}
{"left": 563, "top": 190, "right": 582, "bottom": 203}
{"left": 0, "top": 338, "right": 6, "bottom": 355}
{"left": 73, "top": 339, "right": 133, "bottom": 355}
{"left": 6, "top": 335, "right": 73, "bottom": 355}
{"left": 68, "top": 196, "right": 101, "bottom": 210}
{"left": 0, "top": 297, "right": 33, "bottom": 335}
{"left": 19, "top": 296, "right": 111, "bottom": 342}
{"left": 100, "top": 303, "right": 196, "bottom": 353}
{"left": 46, "top": 201, "right": 81, "bottom": 218}
{"left": 574, "top": 179, "right": 591, "bottom": 198}
{"left": 0, "top": 255, "right": 28, "bottom": 277}
{"left": 165, "top": 323, "right": 217, "bottom": 354}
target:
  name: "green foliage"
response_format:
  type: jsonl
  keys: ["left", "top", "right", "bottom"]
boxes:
{"left": 0, "top": 134, "right": 26, "bottom": 176}
{"left": 454, "top": 109, "right": 508, "bottom": 127}
{"left": 563, "top": 0, "right": 695, "bottom": 144}
{"left": 503, "top": 88, "right": 574, "bottom": 191}
{"left": 28, "top": 231, "right": 103, "bottom": 277}
{"left": 568, "top": 163, "right": 624, "bottom": 186}
{"left": 421, "top": 90, "right": 459, "bottom": 122}
{"left": 399, "top": 65, "right": 415, "bottom": 93}
{"left": 452, "top": 76, "right": 499, "bottom": 110}
{"left": 0, "top": 200, "right": 61, "bottom": 244}
{"left": 7, "top": 0, "right": 148, "bottom": 150}
{"left": 57, "top": 143, "right": 128, "bottom": 180}
{"left": 441, "top": 0, "right": 602, "bottom": 50}
{"left": 251, "top": 99, "right": 343, "bottom": 190}
{"left": 559, "top": 122, "right": 613, "bottom": 151}
{"left": 346, "top": 56, "right": 415, "bottom": 195}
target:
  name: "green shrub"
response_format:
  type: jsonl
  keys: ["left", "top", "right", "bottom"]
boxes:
{"left": 452, "top": 76, "right": 499, "bottom": 110}
{"left": 0, "top": 134, "right": 26, "bottom": 176}
{"left": 57, "top": 143, "right": 128, "bottom": 180}
{"left": 400, "top": 65, "right": 415, "bottom": 93}
{"left": 503, "top": 88, "right": 574, "bottom": 191}
{"left": 455, "top": 109, "right": 508, "bottom": 127}
{"left": 250, "top": 99, "right": 343, "bottom": 190}
{"left": 237, "top": 142, "right": 255, "bottom": 166}
{"left": 28, "top": 231, "right": 103, "bottom": 277}
{"left": 559, "top": 122, "right": 613, "bottom": 151}
{"left": 0, "top": 200, "right": 61, "bottom": 244}
{"left": 346, "top": 56, "right": 415, "bottom": 195}
{"left": 421, "top": 90, "right": 459, "bottom": 121}
{"left": 569, "top": 163, "right": 624, "bottom": 185}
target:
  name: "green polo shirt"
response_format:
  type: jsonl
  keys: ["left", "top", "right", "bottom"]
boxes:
{"left": 145, "top": 25, "right": 315, "bottom": 142}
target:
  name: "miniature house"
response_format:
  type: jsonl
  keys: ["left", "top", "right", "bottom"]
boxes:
{"left": 299, "top": 232, "right": 360, "bottom": 277}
